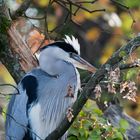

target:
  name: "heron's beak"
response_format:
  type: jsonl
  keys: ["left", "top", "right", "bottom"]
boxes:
{"left": 71, "top": 53, "right": 96, "bottom": 73}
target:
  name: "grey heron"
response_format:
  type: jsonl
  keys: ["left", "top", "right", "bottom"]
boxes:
{"left": 5, "top": 36, "right": 96, "bottom": 140}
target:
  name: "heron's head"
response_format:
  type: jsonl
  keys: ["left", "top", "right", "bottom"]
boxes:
{"left": 39, "top": 35, "right": 96, "bottom": 75}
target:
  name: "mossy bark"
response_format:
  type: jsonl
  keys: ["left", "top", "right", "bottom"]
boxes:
{"left": 0, "top": 1, "right": 37, "bottom": 83}
{"left": 0, "top": 2, "right": 24, "bottom": 83}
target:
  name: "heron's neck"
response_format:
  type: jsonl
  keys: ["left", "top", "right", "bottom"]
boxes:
{"left": 39, "top": 56, "right": 74, "bottom": 76}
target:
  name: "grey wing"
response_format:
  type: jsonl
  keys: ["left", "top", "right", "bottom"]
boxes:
{"left": 5, "top": 74, "right": 38, "bottom": 140}
{"left": 5, "top": 83, "right": 28, "bottom": 140}
{"left": 33, "top": 67, "right": 79, "bottom": 139}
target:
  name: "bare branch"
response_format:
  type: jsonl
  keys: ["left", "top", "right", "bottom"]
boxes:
{"left": 119, "top": 62, "right": 140, "bottom": 70}
{"left": 63, "top": 0, "right": 106, "bottom": 13}
{"left": 0, "top": 84, "right": 19, "bottom": 96}
{"left": 24, "top": 14, "right": 45, "bottom": 20}
{"left": 8, "top": 23, "right": 38, "bottom": 72}
{"left": 49, "top": 12, "right": 70, "bottom": 33}
{"left": 11, "top": 0, "right": 32, "bottom": 20}
{"left": 0, "top": 1, "right": 25, "bottom": 82}
{"left": 110, "top": 0, "right": 136, "bottom": 24}
{"left": 76, "top": 0, "right": 97, "bottom": 4}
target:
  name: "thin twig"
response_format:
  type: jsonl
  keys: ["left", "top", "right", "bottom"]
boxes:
{"left": 24, "top": 14, "right": 45, "bottom": 20}
{"left": 55, "top": 0, "right": 74, "bottom": 15}
{"left": 73, "top": 7, "right": 80, "bottom": 16}
{"left": 3, "top": 110, "right": 43, "bottom": 140}
{"left": 0, "top": 84, "right": 19, "bottom": 96}
{"left": 44, "top": 0, "right": 54, "bottom": 40}
{"left": 69, "top": 1, "right": 72, "bottom": 19}
{"left": 44, "top": 6, "right": 49, "bottom": 40}
{"left": 119, "top": 62, "right": 140, "bottom": 70}
{"left": 76, "top": 0, "right": 97, "bottom": 4}
{"left": 49, "top": 9, "right": 70, "bottom": 33}
{"left": 33, "top": 0, "right": 52, "bottom": 53}
{"left": 11, "top": 0, "right": 32, "bottom": 19}
{"left": 64, "top": 0, "right": 106, "bottom": 13}
{"left": 110, "top": 0, "right": 136, "bottom": 24}
{"left": 110, "top": 0, "right": 129, "bottom": 10}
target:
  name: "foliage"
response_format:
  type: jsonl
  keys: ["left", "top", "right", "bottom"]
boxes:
{"left": 68, "top": 63, "right": 139, "bottom": 140}
{"left": 0, "top": 14, "right": 10, "bottom": 34}
{"left": 0, "top": 13, "right": 10, "bottom": 51}
{"left": 68, "top": 101, "right": 127, "bottom": 140}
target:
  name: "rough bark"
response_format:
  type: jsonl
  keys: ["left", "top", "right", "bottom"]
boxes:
{"left": 0, "top": 1, "right": 37, "bottom": 82}
{"left": 11, "top": 0, "right": 32, "bottom": 20}
{"left": 8, "top": 22, "right": 38, "bottom": 73}
{"left": 0, "top": 1, "right": 23, "bottom": 82}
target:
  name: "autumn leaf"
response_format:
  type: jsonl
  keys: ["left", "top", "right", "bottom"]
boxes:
{"left": 120, "top": 81, "right": 137, "bottom": 102}
{"left": 107, "top": 83, "right": 116, "bottom": 94}
{"left": 94, "top": 84, "right": 102, "bottom": 99}
{"left": 108, "top": 67, "right": 120, "bottom": 83}
{"left": 33, "top": 0, "right": 49, "bottom": 7}
{"left": 66, "top": 107, "right": 74, "bottom": 122}
{"left": 107, "top": 67, "right": 120, "bottom": 94}
{"left": 65, "top": 85, "right": 74, "bottom": 98}
{"left": 86, "top": 27, "right": 101, "bottom": 41}
{"left": 26, "top": 29, "right": 54, "bottom": 54}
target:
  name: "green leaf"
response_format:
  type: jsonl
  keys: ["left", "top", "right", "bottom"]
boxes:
{"left": 113, "top": 131, "right": 124, "bottom": 140}
{"left": 79, "top": 137, "right": 87, "bottom": 140}
{"left": 79, "top": 128, "right": 85, "bottom": 137}
{"left": 125, "top": 0, "right": 140, "bottom": 7}
{"left": 137, "top": 126, "right": 140, "bottom": 132}
{"left": 93, "top": 108, "right": 103, "bottom": 116}
{"left": 119, "top": 119, "right": 129, "bottom": 130}
{"left": 119, "top": 51, "right": 127, "bottom": 57}
{"left": 88, "top": 130, "right": 101, "bottom": 140}
{"left": 69, "top": 127, "right": 79, "bottom": 137}
{"left": 79, "top": 110, "right": 86, "bottom": 117}
{"left": 68, "top": 136, "right": 78, "bottom": 140}
{"left": 126, "top": 69, "right": 137, "bottom": 80}
{"left": 82, "top": 120, "right": 92, "bottom": 129}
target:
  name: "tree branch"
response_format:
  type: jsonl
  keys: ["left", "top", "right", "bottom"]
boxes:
{"left": 0, "top": 1, "right": 24, "bottom": 82}
{"left": 0, "top": 1, "right": 37, "bottom": 83}
{"left": 11, "top": 0, "right": 32, "bottom": 20}
{"left": 104, "top": 104, "right": 140, "bottom": 140}
{"left": 119, "top": 62, "right": 140, "bottom": 70}
{"left": 45, "top": 36, "right": 140, "bottom": 140}
{"left": 60, "top": 0, "right": 106, "bottom": 14}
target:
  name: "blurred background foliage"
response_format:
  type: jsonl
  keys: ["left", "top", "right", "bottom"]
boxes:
{"left": 0, "top": 0, "right": 140, "bottom": 139}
